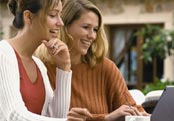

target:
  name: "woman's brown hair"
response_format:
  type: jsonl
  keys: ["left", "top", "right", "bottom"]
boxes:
{"left": 7, "top": 0, "right": 60, "bottom": 29}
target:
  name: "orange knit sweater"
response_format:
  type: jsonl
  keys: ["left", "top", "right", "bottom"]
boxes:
{"left": 45, "top": 57, "right": 144, "bottom": 120}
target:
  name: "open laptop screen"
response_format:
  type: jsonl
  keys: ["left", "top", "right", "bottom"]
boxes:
{"left": 151, "top": 86, "right": 174, "bottom": 121}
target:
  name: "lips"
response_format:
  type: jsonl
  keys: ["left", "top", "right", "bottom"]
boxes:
{"left": 50, "top": 29, "right": 58, "bottom": 33}
{"left": 81, "top": 39, "right": 91, "bottom": 47}
{"left": 49, "top": 30, "right": 58, "bottom": 38}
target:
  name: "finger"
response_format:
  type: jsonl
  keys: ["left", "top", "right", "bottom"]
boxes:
{"left": 68, "top": 109, "right": 88, "bottom": 120}
{"left": 51, "top": 45, "right": 59, "bottom": 55}
{"left": 67, "top": 116, "right": 85, "bottom": 121}
{"left": 70, "top": 108, "right": 93, "bottom": 118}
{"left": 131, "top": 107, "right": 142, "bottom": 116}
{"left": 68, "top": 109, "right": 82, "bottom": 117}
{"left": 42, "top": 40, "right": 53, "bottom": 50}
{"left": 42, "top": 39, "right": 58, "bottom": 49}
{"left": 42, "top": 40, "right": 49, "bottom": 47}
{"left": 141, "top": 111, "right": 150, "bottom": 116}
{"left": 118, "top": 110, "right": 132, "bottom": 117}
{"left": 51, "top": 42, "right": 59, "bottom": 49}
{"left": 52, "top": 44, "right": 69, "bottom": 56}
{"left": 43, "top": 42, "right": 59, "bottom": 54}
{"left": 83, "top": 108, "right": 93, "bottom": 118}
{"left": 124, "top": 106, "right": 136, "bottom": 116}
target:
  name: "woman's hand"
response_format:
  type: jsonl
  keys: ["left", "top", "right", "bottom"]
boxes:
{"left": 140, "top": 111, "right": 151, "bottom": 116}
{"left": 67, "top": 108, "right": 93, "bottom": 121}
{"left": 42, "top": 39, "right": 71, "bottom": 71}
{"left": 104, "top": 105, "right": 142, "bottom": 121}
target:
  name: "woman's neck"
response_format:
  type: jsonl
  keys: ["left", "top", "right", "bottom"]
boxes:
{"left": 8, "top": 32, "right": 40, "bottom": 59}
{"left": 70, "top": 52, "right": 81, "bottom": 65}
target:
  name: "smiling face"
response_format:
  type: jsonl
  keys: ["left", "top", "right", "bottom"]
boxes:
{"left": 39, "top": 0, "right": 64, "bottom": 40}
{"left": 45, "top": 0, "right": 64, "bottom": 40}
{"left": 21, "top": 0, "right": 64, "bottom": 43}
{"left": 67, "top": 11, "right": 99, "bottom": 56}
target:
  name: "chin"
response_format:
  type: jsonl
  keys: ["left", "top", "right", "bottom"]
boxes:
{"left": 49, "top": 32, "right": 58, "bottom": 38}
{"left": 80, "top": 49, "right": 88, "bottom": 55}
{"left": 81, "top": 51, "right": 88, "bottom": 55}
{"left": 45, "top": 37, "right": 50, "bottom": 41}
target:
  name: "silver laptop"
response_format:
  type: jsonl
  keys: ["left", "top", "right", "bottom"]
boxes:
{"left": 151, "top": 86, "right": 174, "bottom": 121}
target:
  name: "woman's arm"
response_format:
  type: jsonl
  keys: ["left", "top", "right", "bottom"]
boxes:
{"left": 37, "top": 39, "right": 72, "bottom": 118}
{"left": 0, "top": 52, "right": 67, "bottom": 121}
{"left": 49, "top": 68, "right": 72, "bottom": 118}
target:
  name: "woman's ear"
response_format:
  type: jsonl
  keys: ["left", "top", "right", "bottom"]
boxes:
{"left": 23, "top": 10, "right": 33, "bottom": 24}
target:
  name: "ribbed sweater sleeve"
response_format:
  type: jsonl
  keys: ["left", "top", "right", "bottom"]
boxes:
{"left": 33, "top": 56, "right": 72, "bottom": 118}
{"left": 49, "top": 68, "right": 72, "bottom": 118}
{"left": 70, "top": 58, "right": 144, "bottom": 121}
{"left": 105, "top": 59, "right": 144, "bottom": 112}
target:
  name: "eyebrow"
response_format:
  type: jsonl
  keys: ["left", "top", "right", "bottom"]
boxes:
{"left": 49, "top": 9, "right": 62, "bottom": 13}
{"left": 83, "top": 23, "right": 98, "bottom": 28}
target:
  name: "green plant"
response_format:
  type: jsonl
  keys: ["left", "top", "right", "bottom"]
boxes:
{"left": 166, "top": 30, "right": 174, "bottom": 56}
{"left": 137, "top": 25, "right": 174, "bottom": 82}
{"left": 142, "top": 78, "right": 174, "bottom": 95}
{"left": 139, "top": 24, "right": 167, "bottom": 63}
{"left": 139, "top": 25, "right": 174, "bottom": 62}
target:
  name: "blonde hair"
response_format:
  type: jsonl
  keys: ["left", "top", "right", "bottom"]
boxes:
{"left": 35, "top": 0, "right": 62, "bottom": 65}
{"left": 61, "top": 0, "right": 108, "bottom": 67}
{"left": 35, "top": 0, "right": 108, "bottom": 67}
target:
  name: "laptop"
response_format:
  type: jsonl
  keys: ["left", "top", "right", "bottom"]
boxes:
{"left": 151, "top": 86, "right": 174, "bottom": 121}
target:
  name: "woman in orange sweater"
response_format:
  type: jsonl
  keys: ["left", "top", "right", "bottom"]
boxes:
{"left": 35, "top": 0, "right": 149, "bottom": 120}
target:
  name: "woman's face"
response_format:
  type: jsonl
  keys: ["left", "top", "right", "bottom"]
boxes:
{"left": 67, "top": 11, "right": 99, "bottom": 56}
{"left": 45, "top": 0, "right": 64, "bottom": 40}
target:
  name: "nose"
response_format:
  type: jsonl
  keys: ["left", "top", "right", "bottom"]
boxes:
{"left": 87, "top": 30, "right": 96, "bottom": 40}
{"left": 56, "top": 16, "right": 64, "bottom": 27}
